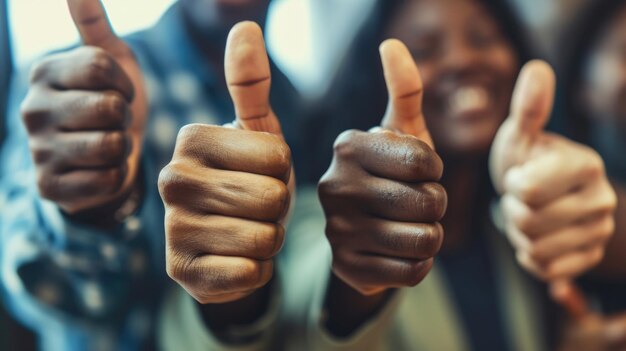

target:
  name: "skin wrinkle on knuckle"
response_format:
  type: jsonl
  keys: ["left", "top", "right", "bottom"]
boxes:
{"left": 260, "top": 180, "right": 289, "bottom": 219}
{"left": 402, "top": 145, "right": 426, "bottom": 178}
{"left": 276, "top": 143, "right": 292, "bottom": 178}
{"left": 166, "top": 251, "right": 195, "bottom": 284}
{"left": 259, "top": 139, "right": 291, "bottom": 179}
{"left": 254, "top": 224, "right": 279, "bottom": 259}
{"left": 412, "top": 183, "right": 446, "bottom": 221}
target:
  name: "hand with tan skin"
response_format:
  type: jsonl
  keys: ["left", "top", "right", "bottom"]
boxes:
{"left": 318, "top": 39, "right": 446, "bottom": 336}
{"left": 490, "top": 61, "right": 617, "bottom": 292}
{"left": 21, "top": 0, "right": 147, "bottom": 222}
{"left": 554, "top": 283, "right": 626, "bottom": 351}
{"left": 158, "top": 22, "right": 292, "bottom": 328}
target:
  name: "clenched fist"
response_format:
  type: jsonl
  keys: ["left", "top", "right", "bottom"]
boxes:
{"left": 490, "top": 61, "right": 617, "bottom": 282}
{"left": 21, "top": 0, "right": 147, "bottom": 215}
{"left": 159, "top": 22, "right": 292, "bottom": 304}
{"left": 318, "top": 40, "right": 447, "bottom": 296}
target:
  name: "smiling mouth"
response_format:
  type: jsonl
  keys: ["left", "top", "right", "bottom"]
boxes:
{"left": 448, "top": 86, "right": 491, "bottom": 120}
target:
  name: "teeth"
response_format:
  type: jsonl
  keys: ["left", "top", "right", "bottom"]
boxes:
{"left": 450, "top": 86, "right": 489, "bottom": 115}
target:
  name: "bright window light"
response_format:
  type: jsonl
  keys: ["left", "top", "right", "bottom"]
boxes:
{"left": 8, "top": 0, "right": 176, "bottom": 65}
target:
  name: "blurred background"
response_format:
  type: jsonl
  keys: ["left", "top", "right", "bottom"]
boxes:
{"left": 0, "top": 0, "right": 612, "bottom": 349}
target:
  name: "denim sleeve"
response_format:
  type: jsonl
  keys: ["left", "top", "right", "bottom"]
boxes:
{"left": 0, "top": 64, "right": 163, "bottom": 346}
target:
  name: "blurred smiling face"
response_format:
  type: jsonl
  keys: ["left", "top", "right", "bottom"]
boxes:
{"left": 583, "top": 5, "right": 626, "bottom": 134}
{"left": 386, "top": 0, "right": 519, "bottom": 156}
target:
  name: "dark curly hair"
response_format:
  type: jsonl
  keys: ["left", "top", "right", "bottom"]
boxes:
{"left": 558, "top": 0, "right": 626, "bottom": 143}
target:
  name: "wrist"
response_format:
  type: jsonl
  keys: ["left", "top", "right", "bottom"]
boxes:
{"left": 197, "top": 276, "right": 277, "bottom": 344}
{"left": 323, "top": 272, "right": 395, "bottom": 338}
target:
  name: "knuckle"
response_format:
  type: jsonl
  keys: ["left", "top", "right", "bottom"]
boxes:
{"left": 318, "top": 174, "right": 353, "bottom": 205}
{"left": 401, "top": 261, "right": 431, "bottom": 287}
{"left": 415, "top": 183, "right": 447, "bottom": 221}
{"left": 270, "top": 141, "right": 292, "bottom": 177}
{"left": 99, "top": 92, "right": 127, "bottom": 121}
{"left": 598, "top": 185, "right": 618, "bottom": 214}
{"left": 29, "top": 141, "right": 53, "bottom": 165}
{"left": 254, "top": 224, "right": 283, "bottom": 259}
{"left": 402, "top": 138, "right": 440, "bottom": 177}
{"left": 20, "top": 98, "right": 49, "bottom": 133}
{"left": 401, "top": 147, "right": 425, "bottom": 177}
{"left": 100, "top": 132, "right": 127, "bottom": 163}
{"left": 598, "top": 216, "right": 615, "bottom": 240}
{"left": 174, "top": 124, "right": 215, "bottom": 157}
{"left": 510, "top": 209, "right": 535, "bottom": 234}
{"left": 261, "top": 180, "right": 289, "bottom": 215}
{"left": 413, "top": 223, "right": 444, "bottom": 258}
{"left": 29, "top": 58, "right": 53, "bottom": 84}
{"left": 164, "top": 208, "right": 186, "bottom": 240}
{"left": 325, "top": 216, "right": 352, "bottom": 239}
{"left": 177, "top": 123, "right": 205, "bottom": 144}
{"left": 165, "top": 252, "right": 193, "bottom": 283}
{"left": 516, "top": 181, "right": 542, "bottom": 205}
{"left": 233, "top": 260, "right": 264, "bottom": 289}
{"left": 36, "top": 172, "right": 59, "bottom": 200}
{"left": 158, "top": 161, "right": 187, "bottom": 203}
{"left": 333, "top": 129, "right": 362, "bottom": 159}
{"left": 317, "top": 174, "right": 336, "bottom": 198}
{"left": 580, "top": 149, "right": 605, "bottom": 179}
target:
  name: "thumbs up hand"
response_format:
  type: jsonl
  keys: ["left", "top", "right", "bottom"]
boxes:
{"left": 318, "top": 40, "right": 446, "bottom": 296}
{"left": 159, "top": 22, "right": 292, "bottom": 304}
{"left": 490, "top": 61, "right": 616, "bottom": 281}
{"left": 21, "top": 0, "right": 147, "bottom": 216}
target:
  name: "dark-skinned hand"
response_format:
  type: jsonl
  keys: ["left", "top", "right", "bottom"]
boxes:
{"left": 21, "top": 0, "right": 147, "bottom": 216}
{"left": 318, "top": 39, "right": 447, "bottom": 297}
{"left": 158, "top": 22, "right": 293, "bottom": 305}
